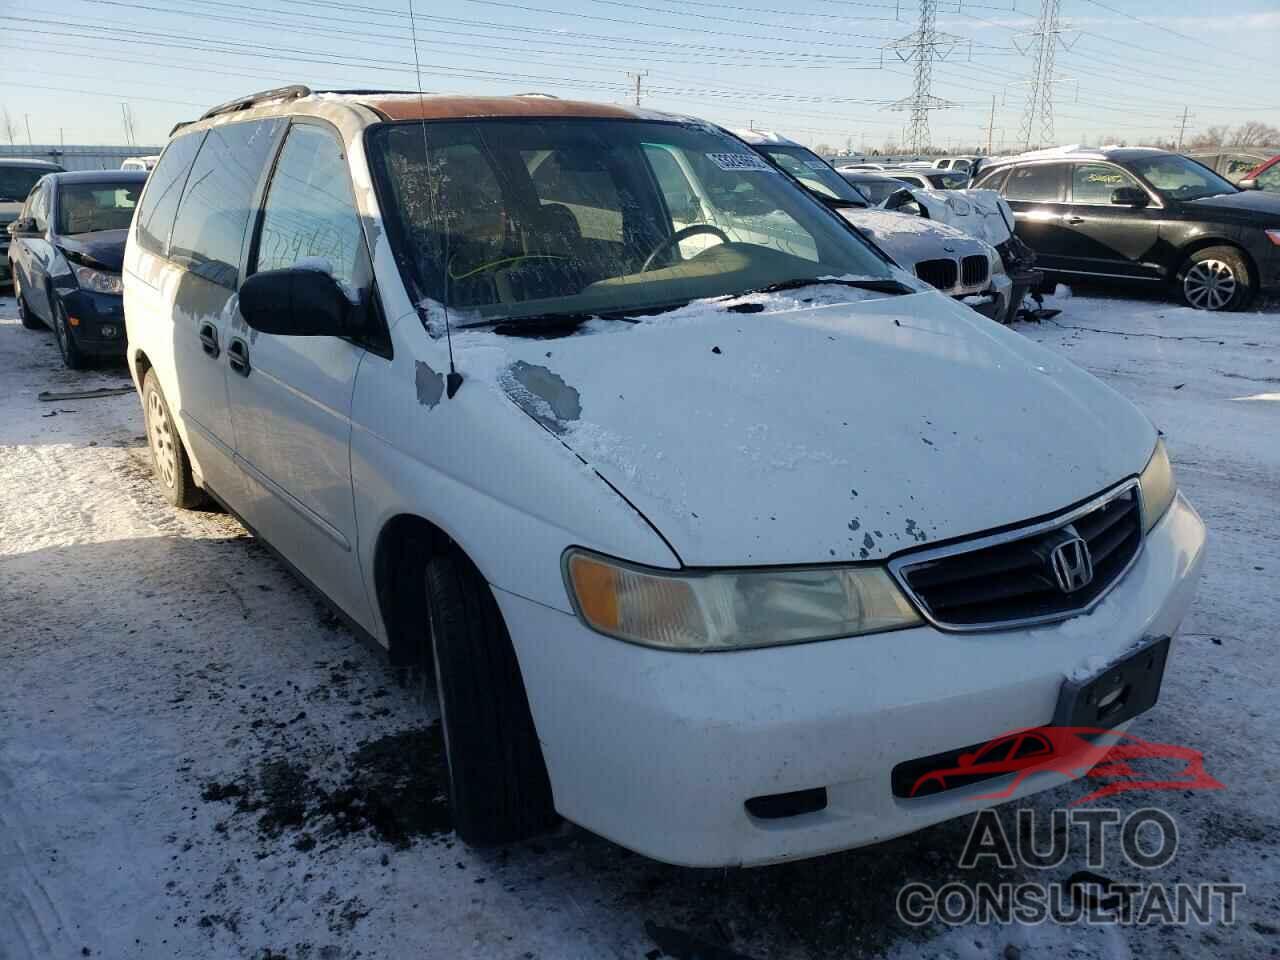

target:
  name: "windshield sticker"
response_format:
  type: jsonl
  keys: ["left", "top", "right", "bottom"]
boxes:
{"left": 707, "top": 152, "right": 776, "bottom": 173}
{"left": 805, "top": 160, "right": 830, "bottom": 171}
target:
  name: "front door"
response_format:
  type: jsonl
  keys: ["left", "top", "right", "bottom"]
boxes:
{"left": 1056, "top": 162, "right": 1163, "bottom": 279}
{"left": 19, "top": 183, "right": 54, "bottom": 322}
{"left": 227, "top": 120, "right": 374, "bottom": 631}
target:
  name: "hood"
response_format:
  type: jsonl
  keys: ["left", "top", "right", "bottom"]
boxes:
{"left": 489, "top": 292, "right": 1155, "bottom": 567}
{"left": 838, "top": 208, "right": 991, "bottom": 266}
{"left": 57, "top": 229, "right": 129, "bottom": 272}
{"left": 908, "top": 189, "right": 1015, "bottom": 246}
{"left": 1186, "top": 189, "right": 1280, "bottom": 221}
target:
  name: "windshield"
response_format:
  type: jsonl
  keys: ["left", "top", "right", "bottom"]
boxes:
{"left": 753, "top": 144, "right": 867, "bottom": 206}
{"left": 368, "top": 118, "right": 893, "bottom": 325}
{"left": 0, "top": 167, "right": 50, "bottom": 203}
{"left": 1129, "top": 154, "right": 1237, "bottom": 201}
{"left": 928, "top": 171, "right": 971, "bottom": 190}
{"left": 842, "top": 175, "right": 900, "bottom": 206}
{"left": 56, "top": 181, "right": 143, "bottom": 234}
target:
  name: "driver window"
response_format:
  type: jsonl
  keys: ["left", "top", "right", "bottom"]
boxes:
{"left": 1072, "top": 163, "right": 1140, "bottom": 204}
{"left": 255, "top": 124, "right": 365, "bottom": 291}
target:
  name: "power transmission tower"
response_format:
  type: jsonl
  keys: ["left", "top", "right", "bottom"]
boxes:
{"left": 883, "top": 0, "right": 962, "bottom": 155}
{"left": 1176, "top": 106, "right": 1194, "bottom": 150}
{"left": 626, "top": 70, "right": 649, "bottom": 107}
{"left": 1014, "top": 0, "right": 1076, "bottom": 150}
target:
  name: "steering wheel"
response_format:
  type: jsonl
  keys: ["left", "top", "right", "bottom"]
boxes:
{"left": 641, "top": 224, "right": 731, "bottom": 272}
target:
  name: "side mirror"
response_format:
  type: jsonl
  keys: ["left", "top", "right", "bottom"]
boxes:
{"left": 1111, "top": 186, "right": 1149, "bottom": 207}
{"left": 957, "top": 753, "right": 976, "bottom": 768}
{"left": 7, "top": 217, "right": 37, "bottom": 236}
{"left": 669, "top": 191, "right": 702, "bottom": 222}
{"left": 239, "top": 266, "right": 361, "bottom": 337}
{"left": 1237, "top": 178, "right": 1259, "bottom": 190}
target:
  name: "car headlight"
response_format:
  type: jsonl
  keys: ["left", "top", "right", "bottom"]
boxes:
{"left": 564, "top": 549, "right": 922, "bottom": 651}
{"left": 73, "top": 263, "right": 123, "bottom": 295}
{"left": 1139, "top": 438, "right": 1177, "bottom": 533}
{"left": 989, "top": 248, "right": 1006, "bottom": 275}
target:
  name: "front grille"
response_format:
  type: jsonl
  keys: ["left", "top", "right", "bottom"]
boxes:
{"left": 892, "top": 483, "right": 1142, "bottom": 630}
{"left": 915, "top": 258, "right": 958, "bottom": 291}
{"left": 961, "top": 254, "right": 989, "bottom": 287}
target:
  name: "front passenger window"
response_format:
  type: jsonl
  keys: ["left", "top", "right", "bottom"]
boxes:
{"left": 254, "top": 124, "right": 365, "bottom": 291}
{"left": 1072, "top": 163, "right": 1141, "bottom": 204}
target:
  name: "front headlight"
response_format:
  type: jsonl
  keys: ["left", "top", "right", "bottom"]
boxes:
{"left": 73, "top": 263, "right": 123, "bottom": 295}
{"left": 564, "top": 549, "right": 922, "bottom": 651}
{"left": 1139, "top": 438, "right": 1177, "bottom": 533}
{"left": 989, "top": 249, "right": 1007, "bottom": 276}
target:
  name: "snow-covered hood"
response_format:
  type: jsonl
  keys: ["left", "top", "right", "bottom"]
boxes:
{"left": 490, "top": 291, "right": 1156, "bottom": 566}
{"left": 838, "top": 208, "right": 990, "bottom": 265}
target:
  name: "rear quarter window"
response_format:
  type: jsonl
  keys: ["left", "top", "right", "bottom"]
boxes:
{"left": 1004, "top": 164, "right": 1064, "bottom": 202}
{"left": 135, "top": 131, "right": 205, "bottom": 256}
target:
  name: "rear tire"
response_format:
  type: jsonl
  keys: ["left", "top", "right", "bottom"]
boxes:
{"left": 142, "top": 369, "right": 205, "bottom": 509}
{"left": 14, "top": 273, "right": 43, "bottom": 330}
{"left": 422, "top": 547, "right": 557, "bottom": 846}
{"left": 52, "top": 297, "right": 86, "bottom": 369}
{"left": 1178, "top": 246, "right": 1254, "bottom": 311}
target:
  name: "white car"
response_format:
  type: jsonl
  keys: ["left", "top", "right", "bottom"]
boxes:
{"left": 125, "top": 88, "right": 1206, "bottom": 868}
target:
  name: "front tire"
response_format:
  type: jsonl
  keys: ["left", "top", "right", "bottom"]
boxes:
{"left": 52, "top": 296, "right": 86, "bottom": 369}
{"left": 1178, "top": 246, "right": 1254, "bottom": 311}
{"left": 423, "top": 547, "right": 557, "bottom": 846}
{"left": 14, "top": 273, "right": 43, "bottom": 330}
{"left": 142, "top": 369, "right": 205, "bottom": 509}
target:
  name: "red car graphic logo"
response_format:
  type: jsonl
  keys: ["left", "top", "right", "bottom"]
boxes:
{"left": 909, "top": 726, "right": 1223, "bottom": 805}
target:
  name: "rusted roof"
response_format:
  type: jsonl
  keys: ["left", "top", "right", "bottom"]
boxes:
{"left": 363, "top": 95, "right": 642, "bottom": 122}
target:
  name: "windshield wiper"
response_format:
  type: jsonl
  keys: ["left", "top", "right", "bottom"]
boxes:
{"left": 747, "top": 277, "right": 916, "bottom": 297}
{"left": 457, "top": 311, "right": 643, "bottom": 331}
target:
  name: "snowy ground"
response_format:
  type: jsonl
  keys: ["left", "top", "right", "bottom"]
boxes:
{"left": 1, "top": 285, "right": 1277, "bottom": 960}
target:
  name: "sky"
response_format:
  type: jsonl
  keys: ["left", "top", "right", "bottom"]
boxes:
{"left": 1, "top": 0, "right": 1278, "bottom": 154}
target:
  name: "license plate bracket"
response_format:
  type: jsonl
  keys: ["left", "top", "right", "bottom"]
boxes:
{"left": 1052, "top": 635, "right": 1171, "bottom": 729}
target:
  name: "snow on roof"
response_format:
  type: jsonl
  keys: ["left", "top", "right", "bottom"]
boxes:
{"left": 732, "top": 129, "right": 803, "bottom": 147}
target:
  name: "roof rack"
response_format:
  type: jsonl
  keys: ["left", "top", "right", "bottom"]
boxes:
{"left": 511, "top": 92, "right": 561, "bottom": 99}
{"left": 199, "top": 84, "right": 312, "bottom": 121}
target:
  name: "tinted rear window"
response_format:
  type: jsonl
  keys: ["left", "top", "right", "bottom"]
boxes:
{"left": 1004, "top": 164, "right": 1063, "bottom": 202}
{"left": 136, "top": 131, "right": 204, "bottom": 256}
{"left": 170, "top": 119, "right": 283, "bottom": 287}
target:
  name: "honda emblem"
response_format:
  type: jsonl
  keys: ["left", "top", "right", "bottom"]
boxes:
{"left": 1049, "top": 537, "right": 1094, "bottom": 593}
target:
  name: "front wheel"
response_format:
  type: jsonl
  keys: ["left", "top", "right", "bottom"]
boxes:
{"left": 423, "top": 547, "right": 557, "bottom": 846}
{"left": 14, "top": 273, "right": 44, "bottom": 330}
{"left": 142, "top": 369, "right": 205, "bottom": 509}
{"left": 52, "top": 297, "right": 86, "bottom": 369}
{"left": 1178, "top": 246, "right": 1254, "bottom": 311}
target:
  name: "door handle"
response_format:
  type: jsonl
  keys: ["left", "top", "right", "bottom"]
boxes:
{"left": 1064, "top": 215, "right": 1086, "bottom": 225}
{"left": 227, "top": 337, "right": 251, "bottom": 377}
{"left": 198, "top": 322, "right": 220, "bottom": 358}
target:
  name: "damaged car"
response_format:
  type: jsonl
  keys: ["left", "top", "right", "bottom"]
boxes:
{"left": 125, "top": 87, "right": 1206, "bottom": 868}
{"left": 736, "top": 129, "right": 1014, "bottom": 322}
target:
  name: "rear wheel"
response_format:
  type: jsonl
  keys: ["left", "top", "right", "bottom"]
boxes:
{"left": 422, "top": 547, "right": 557, "bottom": 846}
{"left": 1178, "top": 246, "right": 1254, "bottom": 311}
{"left": 52, "top": 297, "right": 86, "bottom": 369}
{"left": 14, "top": 273, "right": 43, "bottom": 330}
{"left": 142, "top": 369, "right": 205, "bottom": 509}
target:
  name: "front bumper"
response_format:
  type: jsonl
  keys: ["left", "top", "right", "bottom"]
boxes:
{"left": 63, "top": 289, "right": 127, "bottom": 355}
{"left": 954, "top": 271, "right": 1014, "bottom": 323}
{"left": 498, "top": 492, "right": 1206, "bottom": 867}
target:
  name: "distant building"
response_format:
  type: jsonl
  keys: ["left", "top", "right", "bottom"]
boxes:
{"left": 0, "top": 144, "right": 164, "bottom": 172}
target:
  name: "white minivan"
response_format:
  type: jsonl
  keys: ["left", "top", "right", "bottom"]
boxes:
{"left": 124, "top": 87, "right": 1206, "bottom": 868}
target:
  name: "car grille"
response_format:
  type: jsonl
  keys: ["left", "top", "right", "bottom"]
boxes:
{"left": 961, "top": 254, "right": 989, "bottom": 287}
{"left": 891, "top": 482, "right": 1142, "bottom": 630}
{"left": 915, "top": 258, "right": 958, "bottom": 291}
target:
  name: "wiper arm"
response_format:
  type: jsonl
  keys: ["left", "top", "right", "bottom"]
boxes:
{"left": 748, "top": 277, "right": 916, "bottom": 297}
{"left": 457, "top": 311, "right": 640, "bottom": 331}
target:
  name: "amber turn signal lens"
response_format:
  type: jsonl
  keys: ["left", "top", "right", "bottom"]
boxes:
{"left": 568, "top": 553, "right": 620, "bottom": 631}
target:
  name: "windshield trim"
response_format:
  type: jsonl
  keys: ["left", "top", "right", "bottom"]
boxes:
{"left": 363, "top": 117, "right": 896, "bottom": 328}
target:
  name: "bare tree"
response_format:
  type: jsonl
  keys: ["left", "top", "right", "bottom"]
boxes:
{"left": 1231, "top": 121, "right": 1280, "bottom": 148}
{"left": 0, "top": 107, "right": 18, "bottom": 145}
{"left": 1187, "top": 125, "right": 1231, "bottom": 150}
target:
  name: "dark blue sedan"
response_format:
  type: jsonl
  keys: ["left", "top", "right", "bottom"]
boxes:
{"left": 7, "top": 170, "right": 147, "bottom": 368}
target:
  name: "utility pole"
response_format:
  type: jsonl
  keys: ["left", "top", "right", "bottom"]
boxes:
{"left": 1014, "top": 0, "right": 1076, "bottom": 149}
{"left": 883, "top": 0, "right": 961, "bottom": 154}
{"left": 625, "top": 70, "right": 649, "bottom": 108}
{"left": 25, "top": 113, "right": 33, "bottom": 146}
{"left": 1176, "top": 105, "right": 1193, "bottom": 150}
{"left": 985, "top": 95, "right": 996, "bottom": 155}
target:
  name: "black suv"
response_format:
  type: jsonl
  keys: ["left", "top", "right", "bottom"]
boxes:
{"left": 973, "top": 147, "right": 1280, "bottom": 310}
